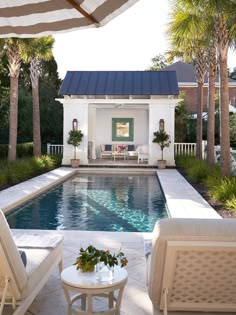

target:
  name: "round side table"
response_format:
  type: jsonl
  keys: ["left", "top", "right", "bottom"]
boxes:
{"left": 61, "top": 265, "right": 128, "bottom": 315}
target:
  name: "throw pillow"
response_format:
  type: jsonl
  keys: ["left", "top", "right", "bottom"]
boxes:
{"left": 105, "top": 144, "right": 112, "bottom": 151}
{"left": 128, "top": 145, "right": 135, "bottom": 151}
{"left": 18, "top": 249, "right": 27, "bottom": 267}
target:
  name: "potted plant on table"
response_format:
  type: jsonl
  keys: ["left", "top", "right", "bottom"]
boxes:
{"left": 152, "top": 130, "right": 171, "bottom": 169}
{"left": 67, "top": 129, "right": 84, "bottom": 168}
{"left": 73, "top": 245, "right": 128, "bottom": 280}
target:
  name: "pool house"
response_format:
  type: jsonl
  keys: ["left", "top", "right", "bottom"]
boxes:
{"left": 57, "top": 70, "right": 179, "bottom": 166}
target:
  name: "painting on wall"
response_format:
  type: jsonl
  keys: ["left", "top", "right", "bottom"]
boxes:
{"left": 112, "top": 118, "right": 134, "bottom": 141}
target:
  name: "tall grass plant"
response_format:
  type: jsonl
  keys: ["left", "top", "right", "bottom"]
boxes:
{"left": 0, "top": 155, "right": 62, "bottom": 190}
{"left": 0, "top": 143, "right": 34, "bottom": 159}
{"left": 176, "top": 155, "right": 236, "bottom": 212}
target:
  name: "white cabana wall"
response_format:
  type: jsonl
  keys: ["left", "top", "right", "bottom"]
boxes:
{"left": 61, "top": 99, "right": 89, "bottom": 165}
{"left": 95, "top": 107, "right": 149, "bottom": 158}
{"left": 57, "top": 97, "right": 179, "bottom": 166}
{"left": 149, "top": 99, "right": 176, "bottom": 166}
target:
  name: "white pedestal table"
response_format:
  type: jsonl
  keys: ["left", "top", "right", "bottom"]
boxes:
{"left": 61, "top": 265, "right": 128, "bottom": 315}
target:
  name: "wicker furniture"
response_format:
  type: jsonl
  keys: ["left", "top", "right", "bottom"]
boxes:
{"left": 148, "top": 218, "right": 236, "bottom": 315}
{"left": 61, "top": 265, "right": 128, "bottom": 315}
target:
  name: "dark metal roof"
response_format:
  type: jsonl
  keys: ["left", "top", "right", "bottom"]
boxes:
{"left": 162, "top": 61, "right": 236, "bottom": 83}
{"left": 59, "top": 71, "right": 179, "bottom": 95}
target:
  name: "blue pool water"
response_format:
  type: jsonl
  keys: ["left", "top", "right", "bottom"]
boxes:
{"left": 7, "top": 174, "right": 168, "bottom": 232}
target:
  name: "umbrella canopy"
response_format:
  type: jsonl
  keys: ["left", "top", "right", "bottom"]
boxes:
{"left": 0, "top": 0, "right": 139, "bottom": 38}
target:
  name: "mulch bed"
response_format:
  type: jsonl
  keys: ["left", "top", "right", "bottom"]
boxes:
{"left": 177, "top": 168, "right": 236, "bottom": 219}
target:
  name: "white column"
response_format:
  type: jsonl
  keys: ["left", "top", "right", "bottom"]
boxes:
{"left": 60, "top": 99, "right": 89, "bottom": 165}
{"left": 148, "top": 100, "right": 178, "bottom": 166}
{"left": 169, "top": 104, "right": 176, "bottom": 166}
{"left": 88, "top": 107, "right": 97, "bottom": 159}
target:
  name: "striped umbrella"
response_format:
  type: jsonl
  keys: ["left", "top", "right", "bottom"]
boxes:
{"left": 0, "top": 0, "right": 139, "bottom": 38}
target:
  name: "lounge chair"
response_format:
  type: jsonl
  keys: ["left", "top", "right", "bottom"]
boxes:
{"left": 0, "top": 209, "right": 63, "bottom": 315}
{"left": 148, "top": 218, "right": 236, "bottom": 315}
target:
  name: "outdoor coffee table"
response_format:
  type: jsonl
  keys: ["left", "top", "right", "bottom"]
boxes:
{"left": 61, "top": 265, "right": 128, "bottom": 315}
{"left": 112, "top": 151, "right": 129, "bottom": 161}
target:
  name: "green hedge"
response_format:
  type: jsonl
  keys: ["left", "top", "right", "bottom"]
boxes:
{"left": 0, "top": 143, "right": 34, "bottom": 159}
{"left": 0, "top": 155, "right": 62, "bottom": 189}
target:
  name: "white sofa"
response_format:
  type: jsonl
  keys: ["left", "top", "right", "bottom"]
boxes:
{"left": 100, "top": 144, "right": 138, "bottom": 159}
{"left": 100, "top": 144, "right": 113, "bottom": 159}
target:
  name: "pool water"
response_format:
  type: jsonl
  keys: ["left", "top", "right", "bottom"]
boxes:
{"left": 7, "top": 174, "right": 168, "bottom": 232}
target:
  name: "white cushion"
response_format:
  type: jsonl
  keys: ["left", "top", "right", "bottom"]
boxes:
{"left": 21, "top": 241, "right": 63, "bottom": 299}
{"left": 0, "top": 209, "right": 27, "bottom": 298}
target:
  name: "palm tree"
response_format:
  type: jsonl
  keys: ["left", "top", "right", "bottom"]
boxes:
{"left": 206, "top": 46, "right": 217, "bottom": 167}
{"left": 195, "top": 48, "right": 208, "bottom": 159}
{"left": 21, "top": 36, "right": 54, "bottom": 156}
{"left": 0, "top": 39, "right": 24, "bottom": 161}
{"left": 167, "top": 5, "right": 208, "bottom": 159}
{"left": 176, "top": 0, "right": 236, "bottom": 176}
{"left": 214, "top": 10, "right": 231, "bottom": 176}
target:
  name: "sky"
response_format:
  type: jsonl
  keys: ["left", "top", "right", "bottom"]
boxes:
{"left": 53, "top": 0, "right": 236, "bottom": 79}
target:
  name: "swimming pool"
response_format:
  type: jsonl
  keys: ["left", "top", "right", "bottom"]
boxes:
{"left": 7, "top": 174, "right": 168, "bottom": 232}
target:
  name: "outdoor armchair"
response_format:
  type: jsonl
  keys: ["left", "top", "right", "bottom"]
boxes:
{"left": 127, "top": 144, "right": 138, "bottom": 159}
{"left": 138, "top": 145, "right": 149, "bottom": 163}
{"left": 0, "top": 209, "right": 63, "bottom": 315}
{"left": 148, "top": 218, "right": 236, "bottom": 315}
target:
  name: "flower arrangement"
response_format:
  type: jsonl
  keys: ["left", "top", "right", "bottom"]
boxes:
{"left": 73, "top": 245, "right": 128, "bottom": 272}
{"left": 118, "top": 144, "right": 127, "bottom": 152}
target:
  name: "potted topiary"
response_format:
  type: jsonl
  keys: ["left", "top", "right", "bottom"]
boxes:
{"left": 152, "top": 130, "right": 171, "bottom": 169}
{"left": 67, "top": 129, "right": 84, "bottom": 168}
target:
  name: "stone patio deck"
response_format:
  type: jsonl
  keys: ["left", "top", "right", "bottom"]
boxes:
{"left": 1, "top": 167, "right": 230, "bottom": 315}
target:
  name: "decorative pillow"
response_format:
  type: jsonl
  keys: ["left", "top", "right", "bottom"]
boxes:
{"left": 105, "top": 144, "right": 112, "bottom": 151}
{"left": 128, "top": 145, "right": 135, "bottom": 151}
{"left": 18, "top": 249, "right": 27, "bottom": 267}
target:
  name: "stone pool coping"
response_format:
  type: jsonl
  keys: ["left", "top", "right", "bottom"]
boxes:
{"left": 0, "top": 167, "right": 220, "bottom": 219}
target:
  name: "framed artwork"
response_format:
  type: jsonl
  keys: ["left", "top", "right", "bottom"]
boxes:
{"left": 112, "top": 118, "right": 134, "bottom": 141}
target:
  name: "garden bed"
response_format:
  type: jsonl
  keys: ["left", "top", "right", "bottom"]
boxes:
{"left": 178, "top": 168, "right": 236, "bottom": 218}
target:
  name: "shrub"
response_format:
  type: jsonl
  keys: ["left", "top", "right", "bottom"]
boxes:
{"left": 177, "top": 155, "right": 236, "bottom": 212}
{"left": 17, "top": 143, "right": 34, "bottom": 157}
{"left": 204, "top": 174, "right": 222, "bottom": 194}
{"left": 0, "top": 154, "right": 62, "bottom": 190}
{"left": 175, "top": 155, "right": 196, "bottom": 170}
{"left": 0, "top": 171, "right": 8, "bottom": 187}
{"left": 207, "top": 177, "right": 236, "bottom": 203}
{"left": 0, "top": 142, "right": 34, "bottom": 159}
{"left": 0, "top": 144, "right": 8, "bottom": 159}
{"left": 176, "top": 155, "right": 221, "bottom": 184}
{"left": 225, "top": 197, "right": 236, "bottom": 211}
{"left": 186, "top": 160, "right": 209, "bottom": 183}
